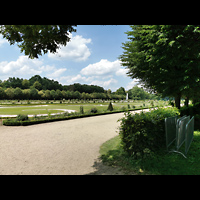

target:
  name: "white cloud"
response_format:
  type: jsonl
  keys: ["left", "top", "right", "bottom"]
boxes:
{"left": 0, "top": 56, "right": 43, "bottom": 76}
{"left": 59, "top": 74, "right": 94, "bottom": 85}
{"left": 48, "top": 33, "right": 92, "bottom": 62}
{"left": 81, "top": 59, "right": 119, "bottom": 76}
{"left": 58, "top": 74, "right": 118, "bottom": 90}
{"left": 115, "top": 67, "right": 129, "bottom": 77}
{"left": 90, "top": 78, "right": 118, "bottom": 89}
{"left": 81, "top": 59, "right": 128, "bottom": 77}
{"left": 57, "top": 59, "right": 128, "bottom": 90}
{"left": 126, "top": 79, "right": 141, "bottom": 90}
{"left": 0, "top": 55, "right": 63, "bottom": 80}
{"left": 47, "top": 68, "right": 67, "bottom": 78}
{"left": 39, "top": 65, "right": 55, "bottom": 72}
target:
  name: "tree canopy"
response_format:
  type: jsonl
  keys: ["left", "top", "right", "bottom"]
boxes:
{"left": 120, "top": 25, "right": 200, "bottom": 108}
{"left": 0, "top": 25, "right": 77, "bottom": 58}
{"left": 0, "top": 75, "right": 160, "bottom": 101}
{"left": 128, "top": 86, "right": 151, "bottom": 100}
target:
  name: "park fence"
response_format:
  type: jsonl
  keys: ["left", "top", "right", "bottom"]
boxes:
{"left": 165, "top": 115, "right": 194, "bottom": 158}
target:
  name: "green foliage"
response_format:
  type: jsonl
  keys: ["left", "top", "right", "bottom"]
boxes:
{"left": 90, "top": 107, "right": 98, "bottom": 113}
{"left": 0, "top": 25, "right": 77, "bottom": 58}
{"left": 107, "top": 102, "right": 114, "bottom": 111}
{"left": 80, "top": 106, "right": 84, "bottom": 114}
{"left": 2, "top": 102, "right": 161, "bottom": 126}
{"left": 22, "top": 79, "right": 30, "bottom": 89}
{"left": 33, "top": 81, "right": 42, "bottom": 90}
{"left": 17, "top": 114, "right": 29, "bottom": 121}
{"left": 116, "top": 87, "right": 126, "bottom": 95}
{"left": 119, "top": 107, "right": 180, "bottom": 158}
{"left": 3, "top": 119, "right": 21, "bottom": 126}
{"left": 5, "top": 88, "right": 14, "bottom": 99}
{"left": 100, "top": 131, "right": 200, "bottom": 175}
{"left": 14, "top": 87, "right": 23, "bottom": 99}
{"left": 0, "top": 75, "right": 160, "bottom": 101}
{"left": 120, "top": 25, "right": 200, "bottom": 108}
{"left": 128, "top": 86, "right": 150, "bottom": 100}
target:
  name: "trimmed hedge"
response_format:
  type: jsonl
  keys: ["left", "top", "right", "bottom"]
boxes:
{"left": 119, "top": 107, "right": 180, "bottom": 158}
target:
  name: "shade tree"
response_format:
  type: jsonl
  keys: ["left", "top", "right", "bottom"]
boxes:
{"left": 120, "top": 25, "right": 200, "bottom": 109}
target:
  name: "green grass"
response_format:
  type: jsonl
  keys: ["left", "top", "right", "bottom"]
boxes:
{"left": 0, "top": 100, "right": 165, "bottom": 116}
{"left": 100, "top": 131, "right": 200, "bottom": 175}
{"left": 0, "top": 105, "right": 65, "bottom": 115}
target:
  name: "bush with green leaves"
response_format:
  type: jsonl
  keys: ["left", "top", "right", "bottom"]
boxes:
{"left": 118, "top": 107, "right": 180, "bottom": 158}
{"left": 17, "top": 114, "right": 29, "bottom": 121}
{"left": 80, "top": 106, "right": 84, "bottom": 114}
{"left": 90, "top": 107, "right": 98, "bottom": 113}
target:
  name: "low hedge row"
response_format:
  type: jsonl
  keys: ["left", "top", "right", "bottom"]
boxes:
{"left": 3, "top": 107, "right": 155, "bottom": 126}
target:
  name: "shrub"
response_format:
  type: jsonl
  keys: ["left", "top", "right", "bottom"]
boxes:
{"left": 107, "top": 102, "right": 113, "bottom": 111}
{"left": 80, "top": 106, "right": 84, "bottom": 114}
{"left": 17, "top": 114, "right": 29, "bottom": 121}
{"left": 3, "top": 119, "right": 21, "bottom": 126}
{"left": 90, "top": 107, "right": 98, "bottom": 113}
{"left": 119, "top": 107, "right": 180, "bottom": 158}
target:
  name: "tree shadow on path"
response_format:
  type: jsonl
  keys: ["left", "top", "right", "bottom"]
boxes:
{"left": 85, "top": 158, "right": 126, "bottom": 175}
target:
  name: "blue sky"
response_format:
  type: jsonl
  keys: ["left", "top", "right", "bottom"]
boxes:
{"left": 0, "top": 25, "right": 138, "bottom": 92}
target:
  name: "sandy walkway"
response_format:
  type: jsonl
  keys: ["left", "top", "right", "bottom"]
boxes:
{"left": 0, "top": 109, "right": 149, "bottom": 175}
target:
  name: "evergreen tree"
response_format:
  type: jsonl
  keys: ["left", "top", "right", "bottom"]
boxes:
{"left": 107, "top": 102, "right": 114, "bottom": 111}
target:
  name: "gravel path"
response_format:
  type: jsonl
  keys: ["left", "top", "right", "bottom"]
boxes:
{"left": 0, "top": 109, "right": 149, "bottom": 175}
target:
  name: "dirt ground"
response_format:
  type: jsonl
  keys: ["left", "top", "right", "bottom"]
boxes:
{"left": 0, "top": 110, "right": 149, "bottom": 175}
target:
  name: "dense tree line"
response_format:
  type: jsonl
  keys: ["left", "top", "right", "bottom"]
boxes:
{"left": 0, "top": 75, "right": 125, "bottom": 100}
{"left": 0, "top": 75, "right": 157, "bottom": 101}
{"left": 0, "top": 75, "right": 105, "bottom": 93}
{"left": 0, "top": 87, "right": 127, "bottom": 101}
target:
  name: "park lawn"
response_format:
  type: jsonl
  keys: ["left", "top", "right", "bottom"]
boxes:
{"left": 0, "top": 105, "right": 65, "bottom": 115}
{"left": 0, "top": 104, "right": 104, "bottom": 115}
{"left": 0, "top": 101, "right": 156, "bottom": 116}
{"left": 100, "top": 131, "right": 200, "bottom": 175}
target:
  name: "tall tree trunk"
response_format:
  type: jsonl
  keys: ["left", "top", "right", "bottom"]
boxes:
{"left": 175, "top": 93, "right": 181, "bottom": 109}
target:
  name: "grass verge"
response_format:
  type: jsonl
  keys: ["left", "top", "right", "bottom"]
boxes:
{"left": 100, "top": 131, "right": 200, "bottom": 175}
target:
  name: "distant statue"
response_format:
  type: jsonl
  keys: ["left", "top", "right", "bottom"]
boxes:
{"left": 126, "top": 93, "right": 128, "bottom": 101}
